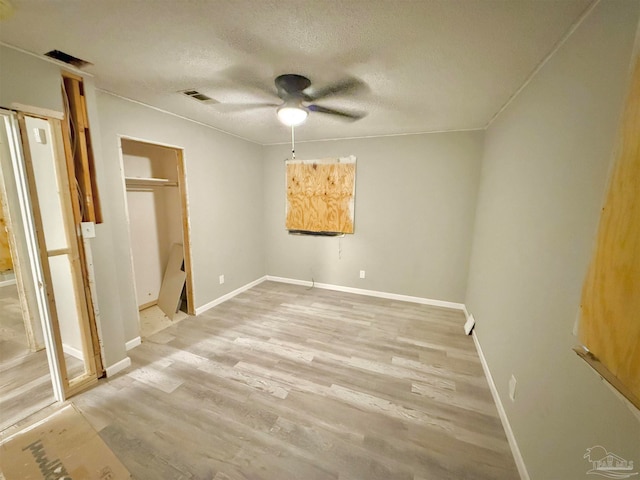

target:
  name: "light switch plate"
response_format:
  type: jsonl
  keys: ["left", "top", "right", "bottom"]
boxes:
{"left": 33, "top": 128, "right": 47, "bottom": 144}
{"left": 81, "top": 222, "right": 95, "bottom": 238}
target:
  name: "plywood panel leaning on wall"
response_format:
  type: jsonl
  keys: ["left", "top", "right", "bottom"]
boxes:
{"left": 578, "top": 57, "right": 640, "bottom": 408}
{"left": 286, "top": 156, "right": 356, "bottom": 234}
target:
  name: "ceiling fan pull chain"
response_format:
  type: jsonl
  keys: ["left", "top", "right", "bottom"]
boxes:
{"left": 291, "top": 125, "right": 296, "bottom": 159}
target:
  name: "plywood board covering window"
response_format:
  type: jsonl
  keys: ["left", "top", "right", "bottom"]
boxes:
{"left": 578, "top": 57, "right": 640, "bottom": 409}
{"left": 285, "top": 156, "right": 356, "bottom": 234}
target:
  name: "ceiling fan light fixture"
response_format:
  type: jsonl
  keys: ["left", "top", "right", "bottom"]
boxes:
{"left": 277, "top": 104, "right": 308, "bottom": 127}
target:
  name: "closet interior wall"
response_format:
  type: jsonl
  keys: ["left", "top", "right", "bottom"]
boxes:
{"left": 122, "top": 139, "right": 184, "bottom": 312}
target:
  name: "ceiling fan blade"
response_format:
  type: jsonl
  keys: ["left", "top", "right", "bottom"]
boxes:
{"left": 308, "top": 104, "right": 366, "bottom": 121}
{"left": 304, "top": 77, "right": 367, "bottom": 102}
{"left": 217, "top": 65, "right": 279, "bottom": 100}
{"left": 214, "top": 102, "right": 280, "bottom": 113}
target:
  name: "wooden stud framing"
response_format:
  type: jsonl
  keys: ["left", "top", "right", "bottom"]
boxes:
{"left": 18, "top": 114, "right": 100, "bottom": 399}
{"left": 62, "top": 71, "right": 102, "bottom": 224}
{"left": 17, "top": 114, "right": 71, "bottom": 392}
{"left": 176, "top": 148, "right": 195, "bottom": 315}
{"left": 55, "top": 119, "right": 104, "bottom": 376}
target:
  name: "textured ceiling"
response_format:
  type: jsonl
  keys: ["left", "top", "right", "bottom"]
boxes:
{"left": 0, "top": 0, "right": 592, "bottom": 144}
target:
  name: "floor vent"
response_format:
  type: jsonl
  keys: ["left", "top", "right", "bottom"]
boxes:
{"left": 179, "top": 89, "right": 218, "bottom": 105}
{"left": 44, "top": 50, "right": 92, "bottom": 68}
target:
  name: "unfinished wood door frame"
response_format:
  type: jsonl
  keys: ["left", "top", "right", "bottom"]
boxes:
{"left": 0, "top": 165, "right": 43, "bottom": 352}
{"left": 117, "top": 135, "right": 195, "bottom": 317}
{"left": 18, "top": 113, "right": 99, "bottom": 398}
{"left": 0, "top": 109, "right": 65, "bottom": 402}
{"left": 60, "top": 110, "right": 104, "bottom": 376}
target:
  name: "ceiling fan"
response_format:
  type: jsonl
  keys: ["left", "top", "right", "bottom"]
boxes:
{"left": 217, "top": 73, "right": 368, "bottom": 127}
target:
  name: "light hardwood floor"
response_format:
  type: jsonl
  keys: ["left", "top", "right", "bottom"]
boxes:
{"left": 74, "top": 281, "right": 518, "bottom": 479}
{"left": 0, "top": 284, "right": 85, "bottom": 432}
{"left": 0, "top": 284, "right": 54, "bottom": 432}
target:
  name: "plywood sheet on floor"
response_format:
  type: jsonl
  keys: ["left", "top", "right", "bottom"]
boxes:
{"left": 0, "top": 404, "right": 129, "bottom": 479}
{"left": 139, "top": 305, "right": 187, "bottom": 339}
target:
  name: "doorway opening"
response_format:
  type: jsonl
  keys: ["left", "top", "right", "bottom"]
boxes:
{"left": 120, "top": 138, "right": 194, "bottom": 339}
{"left": 0, "top": 166, "right": 54, "bottom": 431}
{"left": 0, "top": 110, "right": 103, "bottom": 432}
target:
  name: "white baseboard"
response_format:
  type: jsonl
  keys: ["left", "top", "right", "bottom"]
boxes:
{"left": 265, "top": 275, "right": 465, "bottom": 311}
{"left": 195, "top": 276, "right": 268, "bottom": 315}
{"left": 462, "top": 303, "right": 471, "bottom": 320}
{"left": 62, "top": 343, "right": 84, "bottom": 361}
{"left": 472, "top": 330, "right": 530, "bottom": 480}
{"left": 125, "top": 336, "right": 141, "bottom": 351}
{"left": 0, "top": 278, "right": 17, "bottom": 287}
{"left": 105, "top": 356, "right": 131, "bottom": 377}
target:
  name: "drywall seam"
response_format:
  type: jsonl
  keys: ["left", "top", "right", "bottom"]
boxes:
{"left": 472, "top": 330, "right": 530, "bottom": 480}
{"left": 266, "top": 275, "right": 465, "bottom": 310}
{"left": 194, "top": 276, "right": 268, "bottom": 315}
{"left": 97, "top": 89, "right": 260, "bottom": 145}
{"left": 125, "top": 336, "right": 141, "bottom": 351}
{"left": 485, "top": 0, "right": 601, "bottom": 129}
{"left": 105, "top": 356, "right": 131, "bottom": 377}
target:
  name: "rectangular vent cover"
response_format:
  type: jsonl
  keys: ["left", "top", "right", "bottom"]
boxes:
{"left": 179, "top": 89, "right": 218, "bottom": 105}
{"left": 44, "top": 50, "right": 92, "bottom": 68}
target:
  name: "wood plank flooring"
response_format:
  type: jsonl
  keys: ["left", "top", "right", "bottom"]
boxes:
{"left": 0, "top": 284, "right": 54, "bottom": 431}
{"left": 0, "top": 284, "right": 84, "bottom": 432}
{"left": 73, "top": 281, "right": 518, "bottom": 479}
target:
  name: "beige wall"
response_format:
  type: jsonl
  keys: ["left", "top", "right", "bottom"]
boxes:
{"left": 263, "top": 131, "right": 483, "bottom": 303}
{"left": 465, "top": 2, "right": 640, "bottom": 478}
{"left": 0, "top": 45, "right": 63, "bottom": 115}
{"left": 95, "top": 92, "right": 265, "bottom": 344}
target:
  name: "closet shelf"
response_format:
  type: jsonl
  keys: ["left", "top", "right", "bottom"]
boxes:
{"left": 125, "top": 177, "right": 178, "bottom": 188}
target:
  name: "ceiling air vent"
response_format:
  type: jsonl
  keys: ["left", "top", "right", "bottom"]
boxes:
{"left": 44, "top": 50, "right": 92, "bottom": 69}
{"left": 179, "top": 89, "right": 218, "bottom": 105}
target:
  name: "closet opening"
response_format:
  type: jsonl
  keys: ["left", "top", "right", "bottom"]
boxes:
{"left": 120, "top": 138, "right": 194, "bottom": 339}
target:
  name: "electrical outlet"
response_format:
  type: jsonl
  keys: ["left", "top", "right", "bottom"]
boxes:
{"left": 359, "top": 270, "right": 366, "bottom": 279}
{"left": 219, "top": 274, "right": 225, "bottom": 285}
{"left": 509, "top": 375, "right": 517, "bottom": 402}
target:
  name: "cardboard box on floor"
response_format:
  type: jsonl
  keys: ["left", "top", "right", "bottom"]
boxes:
{"left": 0, "top": 404, "right": 129, "bottom": 479}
